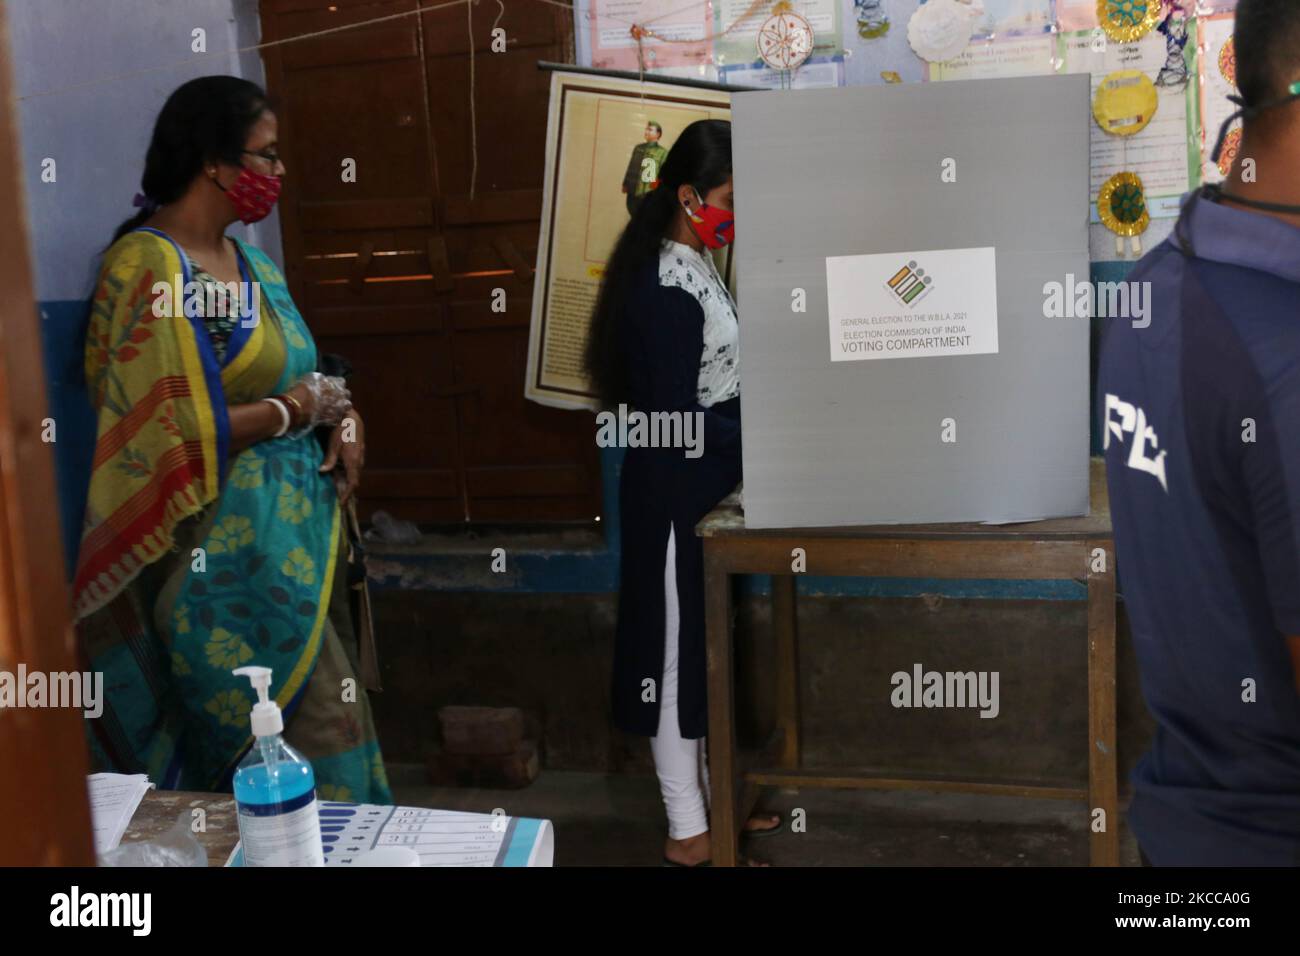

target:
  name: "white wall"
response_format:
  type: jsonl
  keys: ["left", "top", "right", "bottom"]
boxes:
{"left": 11, "top": 0, "right": 283, "bottom": 302}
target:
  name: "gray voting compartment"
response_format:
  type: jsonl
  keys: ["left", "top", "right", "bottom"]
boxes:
{"left": 730, "top": 74, "right": 1093, "bottom": 528}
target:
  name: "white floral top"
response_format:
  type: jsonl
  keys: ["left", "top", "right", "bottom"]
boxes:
{"left": 658, "top": 239, "right": 740, "bottom": 407}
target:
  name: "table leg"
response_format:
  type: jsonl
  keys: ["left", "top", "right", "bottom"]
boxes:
{"left": 772, "top": 574, "right": 801, "bottom": 769}
{"left": 704, "top": 543, "right": 739, "bottom": 867}
{"left": 1087, "top": 540, "right": 1120, "bottom": 867}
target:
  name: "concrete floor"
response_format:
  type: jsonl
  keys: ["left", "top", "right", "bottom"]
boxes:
{"left": 390, "top": 766, "right": 1141, "bottom": 866}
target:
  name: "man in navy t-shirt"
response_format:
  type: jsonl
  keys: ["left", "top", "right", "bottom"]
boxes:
{"left": 1098, "top": 0, "right": 1300, "bottom": 865}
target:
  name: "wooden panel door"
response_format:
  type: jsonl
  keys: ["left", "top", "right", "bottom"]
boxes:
{"left": 0, "top": 0, "right": 94, "bottom": 865}
{"left": 261, "top": 0, "right": 601, "bottom": 525}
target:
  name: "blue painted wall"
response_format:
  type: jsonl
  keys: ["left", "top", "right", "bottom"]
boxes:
{"left": 371, "top": 331, "right": 1115, "bottom": 604}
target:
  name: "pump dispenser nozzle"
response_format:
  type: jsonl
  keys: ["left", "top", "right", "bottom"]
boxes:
{"left": 233, "top": 666, "right": 284, "bottom": 737}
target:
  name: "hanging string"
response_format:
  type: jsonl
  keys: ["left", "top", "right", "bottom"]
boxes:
{"left": 527, "top": 0, "right": 777, "bottom": 111}
{"left": 15, "top": 0, "right": 778, "bottom": 199}
{"left": 468, "top": 0, "right": 510, "bottom": 201}
{"left": 641, "top": 0, "right": 770, "bottom": 44}
{"left": 529, "top": 0, "right": 774, "bottom": 51}
{"left": 631, "top": 24, "right": 649, "bottom": 109}
{"left": 18, "top": 0, "right": 777, "bottom": 105}
{"left": 468, "top": 0, "right": 478, "bottom": 201}
{"left": 17, "top": 0, "right": 474, "bottom": 102}
{"left": 542, "top": 0, "right": 788, "bottom": 117}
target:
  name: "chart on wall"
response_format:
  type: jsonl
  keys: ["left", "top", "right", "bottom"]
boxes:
{"left": 525, "top": 71, "right": 734, "bottom": 410}
{"left": 571, "top": 0, "right": 1247, "bottom": 264}
{"left": 1198, "top": 9, "right": 1238, "bottom": 184}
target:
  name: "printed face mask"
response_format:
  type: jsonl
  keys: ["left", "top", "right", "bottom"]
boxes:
{"left": 683, "top": 187, "right": 734, "bottom": 249}
{"left": 214, "top": 165, "right": 282, "bottom": 224}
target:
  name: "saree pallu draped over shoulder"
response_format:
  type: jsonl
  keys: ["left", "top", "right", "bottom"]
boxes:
{"left": 74, "top": 229, "right": 392, "bottom": 801}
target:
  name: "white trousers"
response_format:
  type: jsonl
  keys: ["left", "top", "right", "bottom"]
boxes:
{"left": 650, "top": 524, "right": 712, "bottom": 840}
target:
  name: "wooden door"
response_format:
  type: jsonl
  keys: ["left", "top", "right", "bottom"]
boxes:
{"left": 0, "top": 0, "right": 95, "bottom": 865}
{"left": 261, "top": 0, "right": 601, "bottom": 525}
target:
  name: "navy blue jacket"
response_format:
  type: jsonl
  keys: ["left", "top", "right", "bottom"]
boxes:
{"left": 611, "top": 258, "right": 742, "bottom": 739}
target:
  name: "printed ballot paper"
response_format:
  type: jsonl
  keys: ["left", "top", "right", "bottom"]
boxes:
{"left": 227, "top": 802, "right": 555, "bottom": 867}
{"left": 826, "top": 247, "right": 998, "bottom": 362}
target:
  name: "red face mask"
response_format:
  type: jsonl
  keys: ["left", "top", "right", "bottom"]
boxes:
{"left": 215, "top": 166, "right": 282, "bottom": 224}
{"left": 683, "top": 187, "right": 734, "bottom": 249}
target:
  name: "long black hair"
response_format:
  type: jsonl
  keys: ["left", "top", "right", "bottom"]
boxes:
{"left": 108, "top": 75, "right": 271, "bottom": 246}
{"left": 584, "top": 118, "right": 732, "bottom": 408}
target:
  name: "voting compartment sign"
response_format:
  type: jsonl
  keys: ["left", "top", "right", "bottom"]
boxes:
{"left": 826, "top": 247, "right": 999, "bottom": 362}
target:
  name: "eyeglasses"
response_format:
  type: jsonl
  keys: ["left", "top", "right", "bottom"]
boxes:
{"left": 242, "top": 148, "right": 282, "bottom": 166}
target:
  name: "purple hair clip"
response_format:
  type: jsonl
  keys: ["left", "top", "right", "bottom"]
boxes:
{"left": 132, "top": 192, "right": 159, "bottom": 214}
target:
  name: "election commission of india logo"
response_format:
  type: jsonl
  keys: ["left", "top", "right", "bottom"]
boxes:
{"left": 885, "top": 259, "right": 934, "bottom": 307}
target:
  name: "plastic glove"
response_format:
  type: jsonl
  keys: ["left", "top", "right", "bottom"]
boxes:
{"left": 98, "top": 810, "right": 208, "bottom": 867}
{"left": 294, "top": 371, "right": 351, "bottom": 431}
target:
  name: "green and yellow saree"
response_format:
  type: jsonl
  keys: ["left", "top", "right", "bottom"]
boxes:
{"left": 73, "top": 228, "right": 391, "bottom": 802}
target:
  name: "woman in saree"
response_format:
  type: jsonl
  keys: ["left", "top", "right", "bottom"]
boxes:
{"left": 73, "top": 75, "right": 392, "bottom": 803}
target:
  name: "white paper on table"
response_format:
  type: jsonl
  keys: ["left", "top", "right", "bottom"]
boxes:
{"left": 87, "top": 773, "right": 154, "bottom": 854}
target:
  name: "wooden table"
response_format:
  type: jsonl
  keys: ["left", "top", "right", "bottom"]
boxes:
{"left": 698, "top": 458, "right": 1118, "bottom": 867}
{"left": 121, "top": 790, "right": 239, "bottom": 866}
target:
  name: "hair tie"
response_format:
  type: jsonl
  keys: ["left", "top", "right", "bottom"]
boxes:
{"left": 132, "top": 192, "right": 159, "bottom": 214}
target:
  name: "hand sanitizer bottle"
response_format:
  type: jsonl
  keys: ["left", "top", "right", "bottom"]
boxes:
{"left": 231, "top": 666, "right": 325, "bottom": 867}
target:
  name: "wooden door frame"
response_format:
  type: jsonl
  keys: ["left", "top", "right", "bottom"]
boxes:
{"left": 0, "top": 1, "right": 95, "bottom": 866}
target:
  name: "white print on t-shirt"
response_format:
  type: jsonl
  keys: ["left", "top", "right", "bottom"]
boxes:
{"left": 1104, "top": 393, "right": 1168, "bottom": 492}
{"left": 659, "top": 239, "right": 739, "bottom": 408}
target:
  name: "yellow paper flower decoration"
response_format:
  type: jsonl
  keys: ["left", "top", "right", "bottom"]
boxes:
{"left": 1098, "top": 172, "right": 1150, "bottom": 238}
{"left": 1096, "top": 0, "right": 1161, "bottom": 43}
{"left": 1092, "top": 70, "right": 1158, "bottom": 136}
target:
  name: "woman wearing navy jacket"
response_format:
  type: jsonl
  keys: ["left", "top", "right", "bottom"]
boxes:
{"left": 586, "top": 119, "right": 780, "bottom": 866}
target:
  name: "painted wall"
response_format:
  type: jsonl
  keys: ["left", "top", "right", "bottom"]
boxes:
{"left": 11, "top": 0, "right": 1120, "bottom": 598}
{"left": 9, "top": 0, "right": 282, "bottom": 572}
